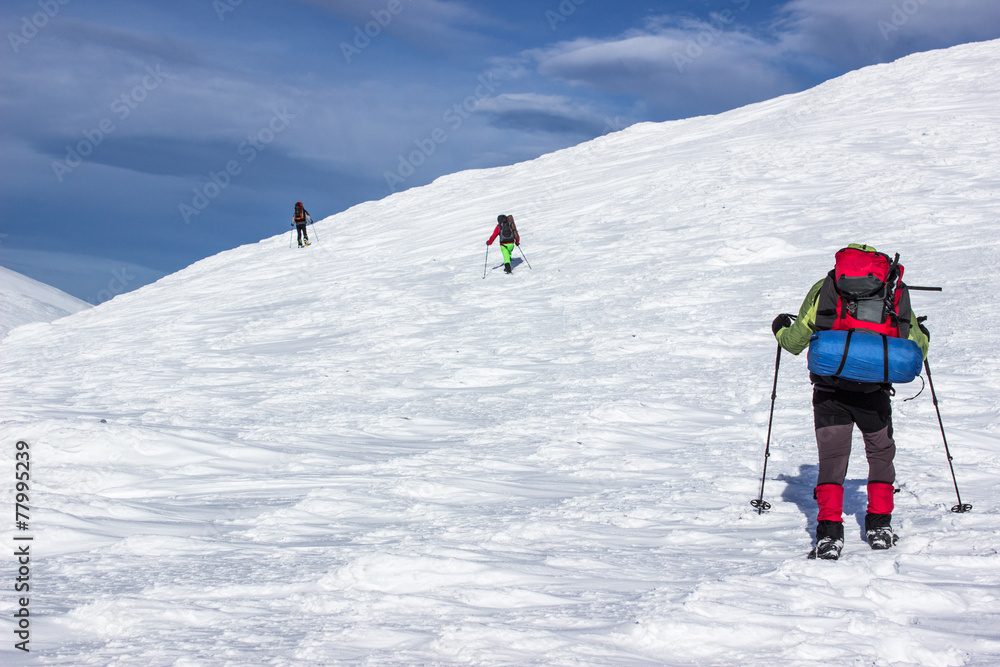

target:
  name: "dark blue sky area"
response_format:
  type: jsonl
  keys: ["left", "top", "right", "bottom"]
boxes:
{"left": 2, "top": 0, "right": 999, "bottom": 302}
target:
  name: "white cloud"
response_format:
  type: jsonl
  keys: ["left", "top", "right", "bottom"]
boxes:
{"left": 530, "top": 1, "right": 1000, "bottom": 117}
{"left": 294, "top": 0, "right": 494, "bottom": 49}
{"left": 473, "top": 92, "right": 623, "bottom": 135}
{"left": 532, "top": 17, "right": 801, "bottom": 118}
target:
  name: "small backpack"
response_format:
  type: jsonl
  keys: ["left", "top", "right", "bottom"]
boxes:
{"left": 498, "top": 215, "right": 515, "bottom": 243}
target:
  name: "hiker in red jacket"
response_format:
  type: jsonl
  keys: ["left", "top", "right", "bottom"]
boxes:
{"left": 487, "top": 214, "right": 520, "bottom": 274}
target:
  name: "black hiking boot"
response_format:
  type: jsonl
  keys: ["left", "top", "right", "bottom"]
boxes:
{"left": 865, "top": 513, "right": 897, "bottom": 550}
{"left": 815, "top": 536, "right": 844, "bottom": 560}
{"left": 866, "top": 527, "right": 898, "bottom": 550}
{"left": 813, "top": 520, "right": 844, "bottom": 560}
{"left": 504, "top": 263, "right": 512, "bottom": 274}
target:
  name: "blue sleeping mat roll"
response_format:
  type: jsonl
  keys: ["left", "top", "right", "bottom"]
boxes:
{"left": 807, "top": 329, "right": 923, "bottom": 384}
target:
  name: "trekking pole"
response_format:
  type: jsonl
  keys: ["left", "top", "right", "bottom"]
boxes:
{"left": 751, "top": 342, "right": 783, "bottom": 514}
{"left": 923, "top": 357, "right": 973, "bottom": 513}
{"left": 516, "top": 244, "right": 532, "bottom": 270}
{"left": 309, "top": 219, "right": 319, "bottom": 243}
{"left": 289, "top": 227, "right": 294, "bottom": 249}
{"left": 482, "top": 245, "right": 489, "bottom": 279}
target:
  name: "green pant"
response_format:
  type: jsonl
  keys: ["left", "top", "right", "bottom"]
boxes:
{"left": 500, "top": 243, "right": 514, "bottom": 265}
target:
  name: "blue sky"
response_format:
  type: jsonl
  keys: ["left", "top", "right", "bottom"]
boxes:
{"left": 2, "top": 0, "right": 999, "bottom": 303}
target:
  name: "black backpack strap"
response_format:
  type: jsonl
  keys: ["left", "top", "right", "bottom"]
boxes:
{"left": 814, "top": 273, "right": 841, "bottom": 331}
{"left": 882, "top": 334, "right": 890, "bottom": 383}
{"left": 834, "top": 329, "right": 854, "bottom": 377}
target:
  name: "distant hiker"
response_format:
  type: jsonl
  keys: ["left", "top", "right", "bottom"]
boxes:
{"left": 292, "top": 201, "right": 312, "bottom": 247}
{"left": 771, "top": 244, "right": 929, "bottom": 561}
{"left": 487, "top": 214, "right": 520, "bottom": 274}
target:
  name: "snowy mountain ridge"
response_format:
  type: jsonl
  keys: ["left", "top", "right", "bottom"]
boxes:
{"left": 2, "top": 40, "right": 999, "bottom": 665}
{"left": 0, "top": 266, "right": 89, "bottom": 339}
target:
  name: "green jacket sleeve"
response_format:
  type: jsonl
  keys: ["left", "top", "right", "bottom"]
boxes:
{"left": 774, "top": 279, "right": 824, "bottom": 355}
{"left": 907, "top": 307, "right": 930, "bottom": 360}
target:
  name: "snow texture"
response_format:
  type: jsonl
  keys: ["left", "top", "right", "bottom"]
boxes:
{"left": 2, "top": 40, "right": 1000, "bottom": 666}
{"left": 0, "top": 267, "right": 90, "bottom": 339}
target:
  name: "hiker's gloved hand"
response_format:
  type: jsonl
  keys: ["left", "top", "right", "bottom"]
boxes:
{"left": 772, "top": 313, "right": 793, "bottom": 335}
{"left": 515, "top": 240, "right": 519, "bottom": 246}
{"left": 918, "top": 322, "right": 930, "bottom": 342}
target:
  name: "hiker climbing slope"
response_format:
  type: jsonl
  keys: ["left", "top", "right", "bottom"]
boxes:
{"left": 487, "top": 214, "right": 520, "bottom": 274}
{"left": 771, "top": 244, "right": 929, "bottom": 560}
{"left": 292, "top": 201, "right": 313, "bottom": 248}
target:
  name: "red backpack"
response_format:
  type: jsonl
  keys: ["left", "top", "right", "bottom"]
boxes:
{"left": 815, "top": 246, "right": 911, "bottom": 338}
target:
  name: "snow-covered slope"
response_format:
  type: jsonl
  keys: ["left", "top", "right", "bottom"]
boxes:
{"left": 0, "top": 266, "right": 90, "bottom": 339}
{"left": 2, "top": 41, "right": 1000, "bottom": 666}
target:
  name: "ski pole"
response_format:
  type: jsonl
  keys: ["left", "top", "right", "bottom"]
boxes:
{"left": 483, "top": 245, "right": 489, "bottom": 279}
{"left": 516, "top": 244, "right": 532, "bottom": 270}
{"left": 751, "top": 342, "right": 783, "bottom": 514}
{"left": 923, "top": 357, "right": 972, "bottom": 513}
{"left": 289, "top": 226, "right": 294, "bottom": 249}
{"left": 309, "top": 219, "right": 319, "bottom": 243}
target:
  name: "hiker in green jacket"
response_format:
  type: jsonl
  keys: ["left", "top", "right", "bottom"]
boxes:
{"left": 772, "top": 243, "right": 929, "bottom": 560}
